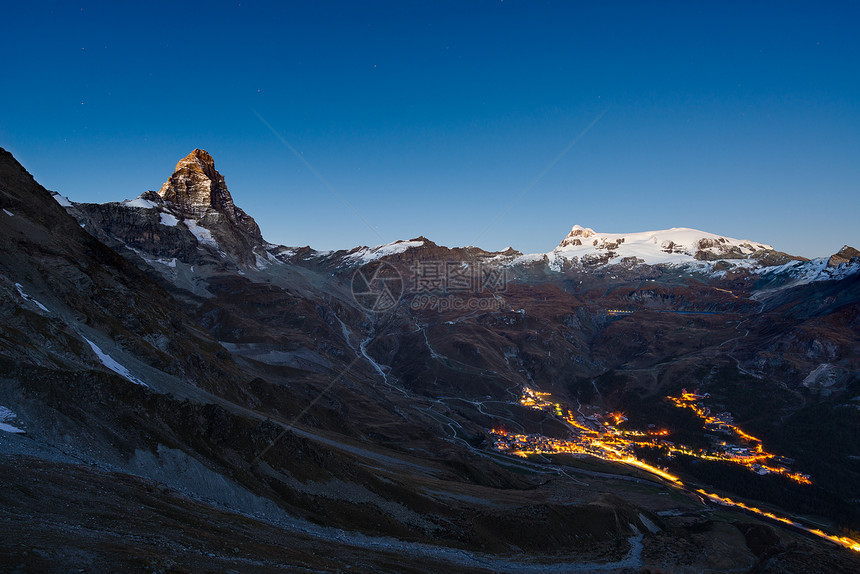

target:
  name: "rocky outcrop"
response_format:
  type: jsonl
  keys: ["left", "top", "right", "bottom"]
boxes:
{"left": 827, "top": 245, "right": 860, "bottom": 268}
{"left": 558, "top": 224, "right": 596, "bottom": 248}
{"left": 159, "top": 149, "right": 263, "bottom": 244}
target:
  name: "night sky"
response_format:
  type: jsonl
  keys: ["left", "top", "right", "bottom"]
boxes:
{"left": 2, "top": 1, "right": 858, "bottom": 257}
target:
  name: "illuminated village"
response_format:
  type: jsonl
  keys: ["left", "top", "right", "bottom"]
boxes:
{"left": 491, "top": 387, "right": 680, "bottom": 482}
{"left": 492, "top": 387, "right": 810, "bottom": 484}
{"left": 489, "top": 386, "right": 859, "bottom": 553}
{"left": 665, "top": 390, "right": 811, "bottom": 484}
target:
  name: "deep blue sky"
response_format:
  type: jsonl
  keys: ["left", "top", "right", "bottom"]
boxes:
{"left": 2, "top": 1, "right": 858, "bottom": 257}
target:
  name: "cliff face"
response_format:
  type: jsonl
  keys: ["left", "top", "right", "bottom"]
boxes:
{"left": 158, "top": 149, "right": 262, "bottom": 243}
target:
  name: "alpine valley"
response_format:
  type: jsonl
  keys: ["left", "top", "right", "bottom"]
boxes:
{"left": 1, "top": 148, "right": 859, "bottom": 573}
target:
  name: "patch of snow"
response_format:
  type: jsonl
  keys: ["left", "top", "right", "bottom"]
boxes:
{"left": 486, "top": 250, "right": 521, "bottom": 264}
{"left": 159, "top": 212, "right": 179, "bottom": 226}
{"left": 344, "top": 240, "right": 425, "bottom": 264}
{"left": 509, "top": 252, "right": 546, "bottom": 266}
{"left": 254, "top": 253, "right": 271, "bottom": 270}
{"left": 0, "top": 406, "right": 25, "bottom": 434}
{"left": 638, "top": 513, "right": 660, "bottom": 534}
{"left": 803, "top": 363, "right": 838, "bottom": 388}
{"left": 254, "top": 250, "right": 283, "bottom": 269}
{"left": 125, "top": 246, "right": 177, "bottom": 269}
{"left": 758, "top": 258, "right": 827, "bottom": 285}
{"left": 14, "top": 283, "right": 50, "bottom": 313}
{"left": 51, "top": 192, "right": 72, "bottom": 207}
{"left": 815, "top": 259, "right": 860, "bottom": 281}
{"left": 756, "top": 258, "right": 859, "bottom": 290}
{"left": 83, "top": 337, "right": 148, "bottom": 387}
{"left": 183, "top": 219, "right": 218, "bottom": 248}
{"left": 3, "top": 209, "right": 13, "bottom": 217}
{"left": 123, "top": 197, "right": 158, "bottom": 209}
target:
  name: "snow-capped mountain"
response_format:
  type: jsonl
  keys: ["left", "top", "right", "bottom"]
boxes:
{"left": 551, "top": 224, "right": 776, "bottom": 265}
{"left": 52, "top": 150, "right": 858, "bottom": 295}
{"left": 504, "top": 224, "right": 860, "bottom": 288}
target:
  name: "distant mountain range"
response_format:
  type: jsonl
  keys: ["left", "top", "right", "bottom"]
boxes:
{"left": 2, "top": 147, "right": 859, "bottom": 572}
{"left": 60, "top": 148, "right": 859, "bottom": 285}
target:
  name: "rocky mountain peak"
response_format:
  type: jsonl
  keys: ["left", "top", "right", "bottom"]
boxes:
{"left": 64, "top": 149, "right": 269, "bottom": 270}
{"left": 827, "top": 245, "right": 860, "bottom": 267}
{"left": 159, "top": 149, "right": 234, "bottom": 217}
{"left": 558, "top": 224, "right": 596, "bottom": 247}
{"left": 157, "top": 149, "right": 262, "bottom": 245}
{"left": 177, "top": 148, "right": 216, "bottom": 169}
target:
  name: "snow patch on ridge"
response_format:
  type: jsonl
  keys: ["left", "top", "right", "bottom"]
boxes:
{"left": 345, "top": 240, "right": 425, "bottom": 264}
{"left": 15, "top": 283, "right": 50, "bottom": 313}
{"left": 0, "top": 406, "right": 25, "bottom": 434}
{"left": 50, "top": 191, "right": 73, "bottom": 207}
{"left": 184, "top": 219, "right": 218, "bottom": 248}
{"left": 83, "top": 337, "right": 148, "bottom": 387}
{"left": 123, "top": 197, "right": 158, "bottom": 209}
{"left": 159, "top": 212, "right": 179, "bottom": 226}
{"left": 253, "top": 250, "right": 282, "bottom": 270}
{"left": 756, "top": 257, "right": 860, "bottom": 287}
{"left": 254, "top": 252, "right": 271, "bottom": 270}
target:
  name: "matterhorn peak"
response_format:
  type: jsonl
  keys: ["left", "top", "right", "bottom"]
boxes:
{"left": 173, "top": 148, "right": 219, "bottom": 180}
{"left": 157, "top": 149, "right": 263, "bottom": 251}
{"left": 158, "top": 149, "right": 236, "bottom": 218}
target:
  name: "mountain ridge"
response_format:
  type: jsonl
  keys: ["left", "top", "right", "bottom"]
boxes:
{"left": 44, "top": 149, "right": 858, "bottom": 272}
